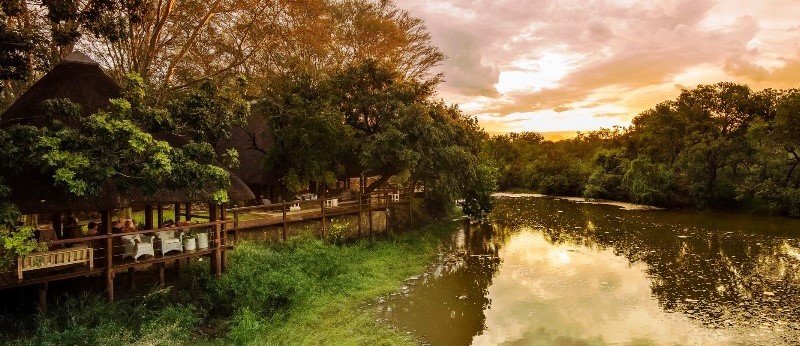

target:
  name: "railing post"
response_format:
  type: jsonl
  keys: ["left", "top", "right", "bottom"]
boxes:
{"left": 408, "top": 190, "right": 413, "bottom": 229}
{"left": 210, "top": 204, "right": 222, "bottom": 276}
{"left": 320, "top": 197, "right": 326, "bottom": 238}
{"left": 101, "top": 209, "right": 114, "bottom": 302}
{"left": 357, "top": 192, "right": 362, "bottom": 237}
{"left": 157, "top": 205, "right": 164, "bottom": 228}
{"left": 221, "top": 206, "right": 228, "bottom": 272}
{"left": 144, "top": 205, "right": 154, "bottom": 230}
{"left": 174, "top": 203, "right": 181, "bottom": 222}
{"left": 282, "top": 201, "right": 287, "bottom": 241}
{"left": 233, "top": 207, "right": 240, "bottom": 245}
{"left": 368, "top": 192, "right": 373, "bottom": 238}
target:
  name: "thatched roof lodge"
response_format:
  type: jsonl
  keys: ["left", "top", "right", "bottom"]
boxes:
{"left": 0, "top": 51, "right": 256, "bottom": 305}
{"left": 1, "top": 51, "right": 120, "bottom": 128}
{"left": 1, "top": 51, "right": 255, "bottom": 215}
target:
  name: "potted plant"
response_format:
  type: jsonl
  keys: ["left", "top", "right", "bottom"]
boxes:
{"left": 195, "top": 227, "right": 210, "bottom": 249}
{"left": 182, "top": 232, "right": 197, "bottom": 251}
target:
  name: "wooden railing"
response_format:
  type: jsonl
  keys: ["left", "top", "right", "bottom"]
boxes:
{"left": 0, "top": 188, "right": 415, "bottom": 294}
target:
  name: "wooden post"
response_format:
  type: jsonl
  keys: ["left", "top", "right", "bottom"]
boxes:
{"left": 128, "top": 267, "right": 135, "bottom": 290}
{"left": 221, "top": 207, "right": 228, "bottom": 272}
{"left": 368, "top": 193, "right": 373, "bottom": 238}
{"left": 210, "top": 204, "right": 222, "bottom": 276}
{"left": 408, "top": 194, "right": 413, "bottom": 229}
{"left": 233, "top": 207, "right": 240, "bottom": 245}
{"left": 157, "top": 205, "right": 164, "bottom": 228}
{"left": 209, "top": 203, "right": 217, "bottom": 265}
{"left": 185, "top": 203, "right": 191, "bottom": 221}
{"left": 174, "top": 203, "right": 181, "bottom": 222}
{"left": 101, "top": 209, "right": 114, "bottom": 302}
{"left": 357, "top": 192, "right": 362, "bottom": 237}
{"left": 106, "top": 270, "right": 115, "bottom": 302}
{"left": 282, "top": 201, "right": 287, "bottom": 241}
{"left": 320, "top": 197, "right": 326, "bottom": 238}
{"left": 158, "top": 263, "right": 165, "bottom": 286}
{"left": 38, "top": 282, "right": 48, "bottom": 313}
{"left": 144, "top": 205, "right": 154, "bottom": 230}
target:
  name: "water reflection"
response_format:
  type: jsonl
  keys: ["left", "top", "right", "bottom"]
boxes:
{"left": 382, "top": 196, "right": 800, "bottom": 345}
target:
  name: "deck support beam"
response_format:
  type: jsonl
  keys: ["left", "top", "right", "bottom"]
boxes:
{"left": 158, "top": 263, "right": 165, "bottom": 286}
{"left": 221, "top": 207, "right": 228, "bottom": 272}
{"left": 38, "top": 282, "right": 48, "bottom": 313}
{"left": 128, "top": 267, "right": 135, "bottom": 290}
{"left": 101, "top": 209, "right": 114, "bottom": 302}
{"left": 210, "top": 204, "right": 222, "bottom": 276}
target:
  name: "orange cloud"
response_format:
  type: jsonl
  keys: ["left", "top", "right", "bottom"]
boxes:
{"left": 396, "top": 0, "right": 800, "bottom": 134}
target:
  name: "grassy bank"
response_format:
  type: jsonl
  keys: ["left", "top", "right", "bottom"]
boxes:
{"left": 1, "top": 222, "right": 456, "bottom": 345}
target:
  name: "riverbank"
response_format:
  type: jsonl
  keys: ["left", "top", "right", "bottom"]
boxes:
{"left": 0, "top": 222, "right": 457, "bottom": 345}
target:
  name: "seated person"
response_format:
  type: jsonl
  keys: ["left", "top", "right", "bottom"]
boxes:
{"left": 120, "top": 220, "right": 143, "bottom": 245}
{"left": 121, "top": 220, "right": 137, "bottom": 233}
{"left": 86, "top": 222, "right": 99, "bottom": 236}
{"left": 111, "top": 220, "right": 123, "bottom": 233}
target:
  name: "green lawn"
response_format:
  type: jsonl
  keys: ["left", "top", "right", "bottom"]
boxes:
{"left": 2, "top": 221, "right": 455, "bottom": 345}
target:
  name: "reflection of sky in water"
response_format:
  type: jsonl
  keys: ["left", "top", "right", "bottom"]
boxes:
{"left": 474, "top": 229, "right": 727, "bottom": 345}
{"left": 383, "top": 196, "right": 800, "bottom": 345}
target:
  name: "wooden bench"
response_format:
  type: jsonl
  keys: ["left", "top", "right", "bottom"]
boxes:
{"left": 17, "top": 245, "right": 94, "bottom": 281}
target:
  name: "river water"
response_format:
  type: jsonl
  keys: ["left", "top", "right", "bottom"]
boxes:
{"left": 380, "top": 195, "right": 800, "bottom": 345}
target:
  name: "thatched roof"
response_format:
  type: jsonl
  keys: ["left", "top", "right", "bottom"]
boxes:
{"left": 2, "top": 52, "right": 255, "bottom": 213}
{"left": 0, "top": 52, "right": 121, "bottom": 128}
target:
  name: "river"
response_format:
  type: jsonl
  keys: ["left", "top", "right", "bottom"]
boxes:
{"left": 380, "top": 195, "right": 800, "bottom": 345}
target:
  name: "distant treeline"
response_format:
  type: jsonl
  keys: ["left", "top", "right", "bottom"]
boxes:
{"left": 483, "top": 82, "right": 800, "bottom": 217}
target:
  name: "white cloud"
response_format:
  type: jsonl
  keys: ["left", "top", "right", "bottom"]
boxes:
{"left": 395, "top": 0, "right": 800, "bottom": 133}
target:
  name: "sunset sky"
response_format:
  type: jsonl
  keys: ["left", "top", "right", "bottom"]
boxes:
{"left": 395, "top": 0, "right": 800, "bottom": 136}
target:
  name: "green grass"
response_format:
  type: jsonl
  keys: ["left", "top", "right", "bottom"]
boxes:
{"left": 1, "top": 221, "right": 455, "bottom": 345}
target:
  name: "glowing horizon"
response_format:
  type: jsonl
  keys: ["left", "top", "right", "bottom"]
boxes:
{"left": 396, "top": 0, "right": 800, "bottom": 134}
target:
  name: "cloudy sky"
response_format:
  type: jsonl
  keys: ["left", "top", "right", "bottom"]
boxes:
{"left": 395, "top": 0, "right": 800, "bottom": 135}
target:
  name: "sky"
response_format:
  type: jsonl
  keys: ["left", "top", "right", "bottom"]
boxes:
{"left": 395, "top": 0, "right": 800, "bottom": 136}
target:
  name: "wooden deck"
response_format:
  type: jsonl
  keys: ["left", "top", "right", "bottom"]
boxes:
{"left": 0, "top": 189, "right": 413, "bottom": 297}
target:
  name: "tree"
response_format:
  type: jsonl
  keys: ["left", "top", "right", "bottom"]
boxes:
{"left": 258, "top": 70, "right": 353, "bottom": 197}
{"left": 330, "top": 59, "right": 433, "bottom": 192}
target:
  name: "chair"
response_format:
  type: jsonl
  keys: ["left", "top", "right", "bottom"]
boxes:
{"left": 289, "top": 202, "right": 301, "bottom": 211}
{"left": 156, "top": 230, "right": 183, "bottom": 255}
{"left": 324, "top": 198, "right": 339, "bottom": 208}
{"left": 121, "top": 234, "right": 155, "bottom": 260}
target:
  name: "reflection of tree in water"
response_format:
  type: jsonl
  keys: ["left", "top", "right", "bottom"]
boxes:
{"left": 383, "top": 222, "right": 503, "bottom": 345}
{"left": 491, "top": 197, "right": 800, "bottom": 331}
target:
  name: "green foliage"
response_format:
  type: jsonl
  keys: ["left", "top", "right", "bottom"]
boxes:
{"left": 326, "top": 219, "right": 350, "bottom": 245}
{"left": 168, "top": 78, "right": 250, "bottom": 145}
{"left": 3, "top": 291, "right": 202, "bottom": 345}
{"left": 0, "top": 179, "right": 44, "bottom": 268}
{"left": 485, "top": 82, "right": 800, "bottom": 216}
{"left": 1, "top": 221, "right": 456, "bottom": 345}
{"left": 622, "top": 157, "right": 673, "bottom": 206}
{"left": 258, "top": 60, "right": 496, "bottom": 215}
